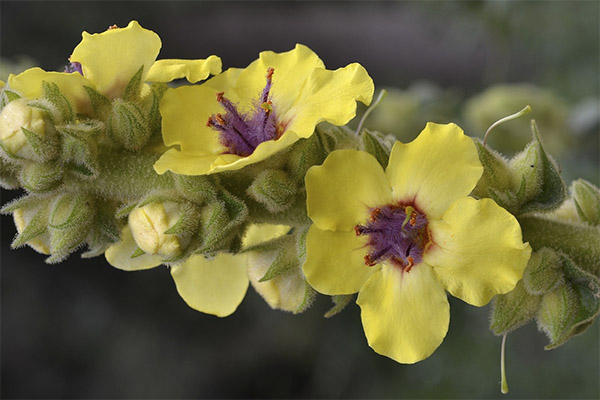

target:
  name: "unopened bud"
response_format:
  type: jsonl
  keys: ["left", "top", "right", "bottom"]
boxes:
{"left": 522, "top": 248, "right": 564, "bottom": 295}
{"left": 0, "top": 98, "right": 46, "bottom": 159}
{"left": 247, "top": 169, "right": 297, "bottom": 213}
{"left": 129, "top": 202, "right": 181, "bottom": 258}
{"left": 13, "top": 206, "right": 51, "bottom": 254}
{"left": 47, "top": 193, "right": 95, "bottom": 261}
{"left": 537, "top": 284, "right": 577, "bottom": 346}
{"left": 19, "top": 162, "right": 62, "bottom": 193}
{"left": 572, "top": 179, "right": 600, "bottom": 225}
{"left": 107, "top": 99, "right": 150, "bottom": 150}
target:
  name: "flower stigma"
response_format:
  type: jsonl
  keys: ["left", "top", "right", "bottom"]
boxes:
{"left": 206, "top": 67, "right": 284, "bottom": 156}
{"left": 354, "top": 204, "right": 431, "bottom": 272}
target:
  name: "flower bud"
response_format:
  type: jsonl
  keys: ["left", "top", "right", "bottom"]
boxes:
{"left": 247, "top": 169, "right": 297, "bottom": 213}
{"left": 47, "top": 193, "right": 95, "bottom": 262}
{"left": 247, "top": 251, "right": 314, "bottom": 313}
{"left": 571, "top": 179, "right": 600, "bottom": 225}
{"left": 128, "top": 202, "right": 181, "bottom": 258}
{"left": 490, "top": 280, "right": 542, "bottom": 335}
{"left": 107, "top": 99, "right": 150, "bottom": 151}
{"left": 522, "top": 248, "right": 564, "bottom": 295}
{"left": 537, "top": 284, "right": 577, "bottom": 346}
{"left": 19, "top": 162, "right": 62, "bottom": 193}
{"left": 12, "top": 206, "right": 51, "bottom": 254}
{"left": 0, "top": 98, "right": 46, "bottom": 159}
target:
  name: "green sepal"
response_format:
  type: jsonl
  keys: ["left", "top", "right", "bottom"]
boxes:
{"left": 26, "top": 99, "right": 60, "bottom": 125}
{"left": 82, "top": 201, "right": 122, "bottom": 258}
{"left": 19, "top": 161, "right": 62, "bottom": 193}
{"left": 21, "top": 127, "right": 60, "bottom": 163}
{"left": 286, "top": 133, "right": 327, "bottom": 182}
{"left": 519, "top": 214, "right": 600, "bottom": 276}
{"left": 247, "top": 169, "right": 297, "bottom": 213}
{"left": 47, "top": 194, "right": 95, "bottom": 259}
{"left": 490, "top": 280, "right": 542, "bottom": 335}
{"left": 258, "top": 235, "right": 298, "bottom": 282}
{"left": 471, "top": 139, "right": 515, "bottom": 203}
{"left": 115, "top": 202, "right": 138, "bottom": 218}
{"left": 144, "top": 83, "right": 168, "bottom": 136}
{"left": 536, "top": 283, "right": 577, "bottom": 348}
{"left": 163, "top": 202, "right": 201, "bottom": 236}
{"left": 541, "top": 254, "right": 600, "bottom": 349}
{"left": 315, "top": 122, "right": 360, "bottom": 154}
{"left": 59, "top": 131, "right": 99, "bottom": 179}
{"left": 84, "top": 86, "right": 111, "bottom": 119}
{"left": 294, "top": 282, "right": 317, "bottom": 314}
{"left": 174, "top": 174, "right": 218, "bottom": 203}
{"left": 0, "top": 89, "right": 22, "bottom": 109}
{"left": 107, "top": 99, "right": 150, "bottom": 151}
{"left": 137, "top": 192, "right": 182, "bottom": 208}
{"left": 1, "top": 194, "right": 44, "bottom": 214}
{"left": 571, "top": 179, "right": 600, "bottom": 225}
{"left": 11, "top": 201, "right": 51, "bottom": 248}
{"left": 41, "top": 81, "right": 73, "bottom": 122}
{"left": 360, "top": 129, "right": 393, "bottom": 168}
{"left": 324, "top": 294, "right": 354, "bottom": 318}
{"left": 196, "top": 189, "right": 248, "bottom": 253}
{"left": 510, "top": 121, "right": 566, "bottom": 215}
{"left": 130, "top": 247, "right": 146, "bottom": 258}
{"left": 522, "top": 248, "right": 564, "bottom": 295}
{"left": 0, "top": 157, "right": 20, "bottom": 189}
{"left": 123, "top": 65, "right": 144, "bottom": 102}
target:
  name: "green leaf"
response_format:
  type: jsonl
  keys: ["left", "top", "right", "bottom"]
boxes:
{"left": 0, "top": 89, "right": 22, "bottom": 108}
{"left": 247, "top": 169, "right": 297, "bottom": 213}
{"left": 21, "top": 127, "right": 60, "bottom": 162}
{"left": 360, "top": 129, "right": 393, "bottom": 168}
{"left": 59, "top": 130, "right": 99, "bottom": 179}
{"left": 285, "top": 133, "right": 326, "bottom": 182}
{"left": 572, "top": 179, "right": 600, "bottom": 225}
{"left": 258, "top": 236, "right": 298, "bottom": 282}
{"left": 41, "top": 81, "right": 73, "bottom": 122}
{"left": 107, "top": 99, "right": 150, "bottom": 150}
{"left": 472, "top": 139, "right": 515, "bottom": 206}
{"left": 123, "top": 65, "right": 144, "bottom": 101}
{"left": 84, "top": 86, "right": 111, "bottom": 118}
{"left": 174, "top": 174, "right": 218, "bottom": 203}
{"left": 324, "top": 294, "right": 354, "bottom": 318}
{"left": 522, "top": 248, "right": 564, "bottom": 295}
{"left": 490, "top": 280, "right": 542, "bottom": 335}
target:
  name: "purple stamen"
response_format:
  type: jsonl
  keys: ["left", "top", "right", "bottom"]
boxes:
{"left": 207, "top": 68, "right": 281, "bottom": 157}
{"left": 355, "top": 204, "right": 430, "bottom": 272}
{"left": 65, "top": 62, "right": 83, "bottom": 75}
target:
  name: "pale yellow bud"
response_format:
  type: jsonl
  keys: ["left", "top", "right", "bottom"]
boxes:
{"left": 0, "top": 98, "right": 46, "bottom": 157}
{"left": 247, "top": 252, "right": 309, "bottom": 313}
{"left": 128, "top": 202, "right": 181, "bottom": 258}
{"left": 13, "top": 207, "right": 51, "bottom": 254}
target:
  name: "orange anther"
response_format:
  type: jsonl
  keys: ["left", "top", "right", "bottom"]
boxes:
{"left": 216, "top": 92, "right": 225, "bottom": 102}
{"left": 266, "top": 67, "right": 275, "bottom": 80}
{"left": 364, "top": 255, "right": 376, "bottom": 267}
{"left": 107, "top": 24, "right": 119, "bottom": 30}
{"left": 410, "top": 213, "right": 417, "bottom": 226}
{"left": 215, "top": 114, "right": 226, "bottom": 125}
{"left": 370, "top": 207, "right": 381, "bottom": 221}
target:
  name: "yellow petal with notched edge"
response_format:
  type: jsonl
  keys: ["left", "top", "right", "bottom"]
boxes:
{"left": 105, "top": 226, "right": 163, "bottom": 271}
{"left": 386, "top": 123, "right": 483, "bottom": 220}
{"left": 154, "top": 129, "right": 299, "bottom": 175}
{"left": 8, "top": 68, "right": 92, "bottom": 114}
{"left": 170, "top": 253, "right": 249, "bottom": 317}
{"left": 146, "top": 56, "right": 222, "bottom": 83}
{"left": 357, "top": 262, "right": 450, "bottom": 364}
{"left": 424, "top": 197, "right": 531, "bottom": 307}
{"left": 306, "top": 149, "right": 392, "bottom": 231}
{"left": 281, "top": 63, "right": 374, "bottom": 139}
{"left": 70, "top": 21, "right": 161, "bottom": 99}
{"left": 242, "top": 223, "right": 290, "bottom": 249}
{"left": 303, "top": 225, "right": 376, "bottom": 295}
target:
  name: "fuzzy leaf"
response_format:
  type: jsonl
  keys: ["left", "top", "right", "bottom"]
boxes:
{"left": 247, "top": 169, "right": 297, "bottom": 213}
{"left": 522, "top": 248, "right": 564, "bottom": 295}
{"left": 21, "top": 127, "right": 60, "bottom": 162}
{"left": 572, "top": 179, "right": 600, "bottom": 225}
{"left": 259, "top": 236, "right": 298, "bottom": 282}
{"left": 107, "top": 99, "right": 150, "bottom": 151}
{"left": 490, "top": 280, "right": 542, "bottom": 335}
{"left": 174, "top": 174, "right": 218, "bottom": 203}
{"left": 537, "top": 283, "right": 577, "bottom": 348}
{"left": 19, "top": 162, "right": 62, "bottom": 193}
{"left": 41, "top": 81, "right": 73, "bottom": 122}
{"left": 324, "top": 294, "right": 354, "bottom": 318}
{"left": 286, "top": 133, "right": 327, "bottom": 182}
{"left": 11, "top": 204, "right": 50, "bottom": 248}
{"left": 123, "top": 65, "right": 144, "bottom": 102}
{"left": 0, "top": 89, "right": 22, "bottom": 108}
{"left": 84, "top": 86, "right": 111, "bottom": 118}
{"left": 0, "top": 157, "right": 20, "bottom": 189}
{"left": 472, "top": 139, "right": 515, "bottom": 205}
{"left": 360, "top": 129, "right": 393, "bottom": 168}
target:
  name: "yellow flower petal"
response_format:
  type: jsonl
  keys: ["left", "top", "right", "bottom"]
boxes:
{"left": 146, "top": 56, "right": 222, "bottom": 83}
{"left": 424, "top": 197, "right": 531, "bottom": 306}
{"left": 105, "top": 226, "right": 163, "bottom": 271}
{"left": 357, "top": 263, "right": 450, "bottom": 364}
{"left": 282, "top": 62, "right": 374, "bottom": 139}
{"left": 386, "top": 123, "right": 483, "bottom": 219}
{"left": 170, "top": 253, "right": 249, "bottom": 317}
{"left": 70, "top": 21, "right": 161, "bottom": 98}
{"left": 306, "top": 149, "right": 392, "bottom": 231}
{"left": 303, "top": 225, "right": 377, "bottom": 295}
{"left": 242, "top": 223, "right": 290, "bottom": 248}
{"left": 8, "top": 68, "right": 92, "bottom": 114}
{"left": 154, "top": 130, "right": 299, "bottom": 175}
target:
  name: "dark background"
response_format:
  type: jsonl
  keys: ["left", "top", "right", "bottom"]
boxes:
{"left": 1, "top": 1, "right": 599, "bottom": 398}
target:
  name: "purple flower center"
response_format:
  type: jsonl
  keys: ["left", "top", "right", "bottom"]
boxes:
{"left": 355, "top": 204, "right": 431, "bottom": 272}
{"left": 64, "top": 62, "right": 83, "bottom": 75}
{"left": 207, "top": 67, "right": 284, "bottom": 157}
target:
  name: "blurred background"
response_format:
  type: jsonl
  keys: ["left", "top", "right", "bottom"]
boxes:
{"left": 1, "top": 1, "right": 598, "bottom": 398}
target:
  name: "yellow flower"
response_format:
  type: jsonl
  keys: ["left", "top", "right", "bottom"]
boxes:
{"left": 302, "top": 123, "right": 531, "bottom": 364}
{"left": 170, "top": 224, "right": 291, "bottom": 317}
{"left": 153, "top": 44, "right": 374, "bottom": 176}
{"left": 6, "top": 21, "right": 221, "bottom": 112}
